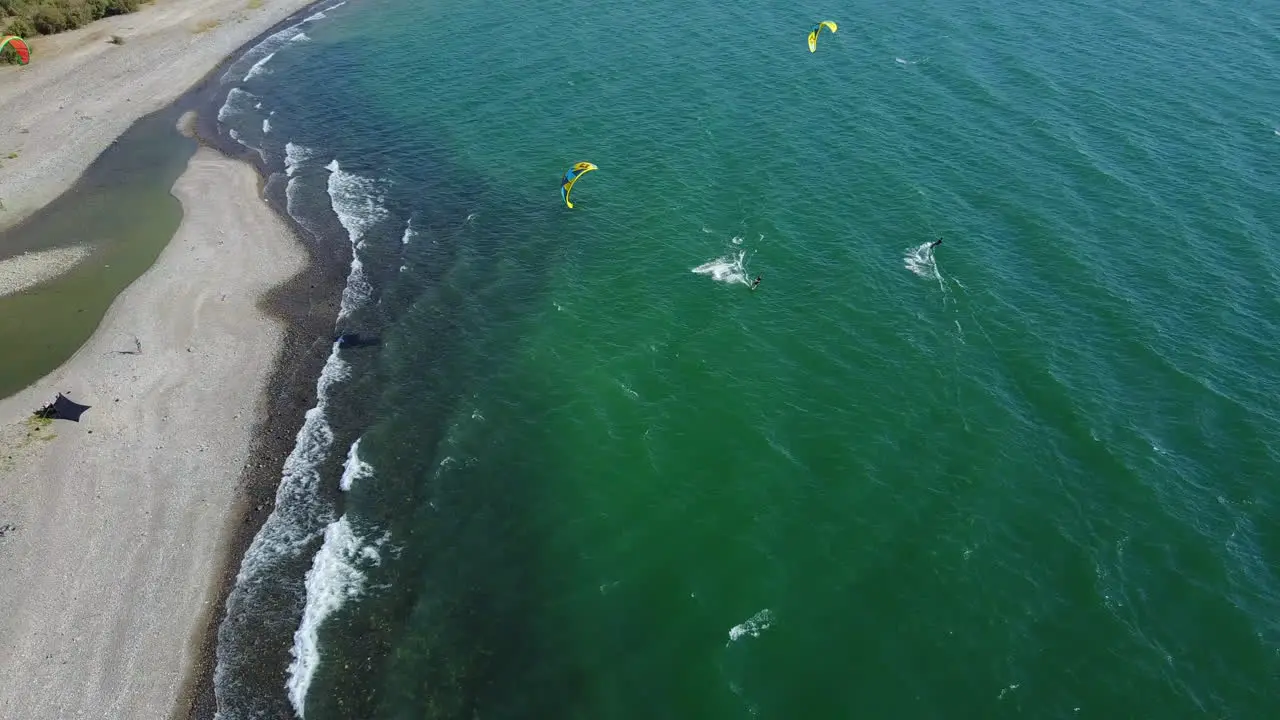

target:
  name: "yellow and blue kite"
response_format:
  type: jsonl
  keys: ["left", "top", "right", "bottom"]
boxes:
{"left": 561, "top": 162, "right": 597, "bottom": 209}
{"left": 807, "top": 21, "right": 837, "bottom": 52}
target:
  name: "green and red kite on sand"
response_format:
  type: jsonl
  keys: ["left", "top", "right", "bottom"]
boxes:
{"left": 1, "top": 35, "right": 31, "bottom": 65}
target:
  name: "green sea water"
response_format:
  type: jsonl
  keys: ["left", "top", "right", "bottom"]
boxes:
{"left": 211, "top": 0, "right": 1280, "bottom": 717}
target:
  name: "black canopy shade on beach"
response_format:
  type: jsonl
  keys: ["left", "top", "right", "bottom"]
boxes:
{"left": 34, "top": 394, "right": 91, "bottom": 422}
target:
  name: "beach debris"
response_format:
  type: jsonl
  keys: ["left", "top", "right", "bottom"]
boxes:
{"left": 33, "top": 394, "right": 91, "bottom": 422}
{"left": 0, "top": 523, "right": 15, "bottom": 538}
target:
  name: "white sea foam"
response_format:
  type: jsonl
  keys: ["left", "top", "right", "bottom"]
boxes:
{"left": 221, "top": 22, "right": 306, "bottom": 85}
{"left": 904, "top": 241, "right": 940, "bottom": 280}
{"left": 728, "top": 608, "right": 773, "bottom": 643}
{"left": 238, "top": 345, "right": 347, "bottom": 569}
{"left": 326, "top": 160, "right": 389, "bottom": 321}
{"left": 243, "top": 52, "right": 276, "bottom": 82}
{"left": 285, "top": 516, "right": 384, "bottom": 717}
{"left": 214, "top": 344, "right": 351, "bottom": 715}
{"left": 339, "top": 438, "right": 373, "bottom": 492}
{"left": 302, "top": 1, "right": 347, "bottom": 23}
{"left": 692, "top": 250, "right": 750, "bottom": 286}
{"left": 227, "top": 127, "right": 265, "bottom": 162}
{"left": 401, "top": 222, "right": 416, "bottom": 245}
{"left": 217, "top": 88, "right": 258, "bottom": 123}
{"left": 285, "top": 176, "right": 304, "bottom": 220}
{"left": 263, "top": 118, "right": 272, "bottom": 134}
{"left": 904, "top": 241, "right": 954, "bottom": 300}
{"left": 285, "top": 142, "right": 316, "bottom": 177}
{"left": 218, "top": 0, "right": 346, "bottom": 84}
{"left": 340, "top": 260, "right": 369, "bottom": 321}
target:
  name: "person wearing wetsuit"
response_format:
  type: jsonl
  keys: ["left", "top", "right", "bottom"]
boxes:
{"left": 750, "top": 275, "right": 763, "bottom": 290}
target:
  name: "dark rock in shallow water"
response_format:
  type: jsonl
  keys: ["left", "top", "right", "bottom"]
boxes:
{"left": 334, "top": 332, "right": 382, "bottom": 349}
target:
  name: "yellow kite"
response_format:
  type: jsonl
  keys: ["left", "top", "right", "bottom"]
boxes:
{"left": 807, "top": 21, "right": 837, "bottom": 53}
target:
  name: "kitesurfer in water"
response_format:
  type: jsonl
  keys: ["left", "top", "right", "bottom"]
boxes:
{"left": 930, "top": 238, "right": 943, "bottom": 249}
{"left": 750, "top": 275, "right": 763, "bottom": 290}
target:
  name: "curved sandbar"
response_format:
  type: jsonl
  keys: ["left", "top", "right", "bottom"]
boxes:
{"left": 0, "top": 245, "right": 92, "bottom": 297}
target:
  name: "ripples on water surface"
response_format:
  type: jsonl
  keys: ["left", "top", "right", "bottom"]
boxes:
{"left": 209, "top": 0, "right": 1280, "bottom": 717}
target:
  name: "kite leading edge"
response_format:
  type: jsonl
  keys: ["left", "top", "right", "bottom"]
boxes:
{"left": 807, "top": 21, "right": 837, "bottom": 53}
{"left": 561, "top": 162, "right": 597, "bottom": 209}
{"left": 0, "top": 35, "right": 30, "bottom": 65}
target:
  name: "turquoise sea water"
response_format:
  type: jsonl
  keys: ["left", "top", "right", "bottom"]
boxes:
{"left": 211, "top": 0, "right": 1280, "bottom": 717}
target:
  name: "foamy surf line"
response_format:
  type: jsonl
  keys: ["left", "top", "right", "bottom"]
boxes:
{"left": 213, "top": 345, "right": 349, "bottom": 713}
{"left": 286, "top": 438, "right": 388, "bottom": 717}
{"left": 339, "top": 437, "right": 373, "bottom": 492}
{"left": 243, "top": 52, "right": 276, "bottom": 82}
{"left": 325, "top": 160, "right": 389, "bottom": 322}
{"left": 220, "top": 0, "right": 347, "bottom": 85}
{"left": 214, "top": 150, "right": 388, "bottom": 720}
{"left": 286, "top": 514, "right": 388, "bottom": 718}
{"left": 285, "top": 141, "right": 317, "bottom": 177}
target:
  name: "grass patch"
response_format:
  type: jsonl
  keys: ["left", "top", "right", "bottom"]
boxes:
{"left": 246, "top": 0, "right": 263, "bottom": 9}
{"left": 0, "top": 417, "right": 56, "bottom": 473}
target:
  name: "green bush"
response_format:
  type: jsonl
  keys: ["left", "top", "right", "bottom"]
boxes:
{"left": 4, "top": 16, "right": 36, "bottom": 37}
{"left": 31, "top": 7, "right": 71, "bottom": 34}
{"left": 0, "top": 0, "right": 143, "bottom": 44}
{"left": 106, "top": 0, "right": 140, "bottom": 14}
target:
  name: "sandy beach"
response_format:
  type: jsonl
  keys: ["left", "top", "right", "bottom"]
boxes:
{"left": 0, "top": 147, "right": 307, "bottom": 719}
{"left": 0, "top": 0, "right": 319, "bottom": 233}
{"left": 0, "top": 5, "right": 345, "bottom": 718}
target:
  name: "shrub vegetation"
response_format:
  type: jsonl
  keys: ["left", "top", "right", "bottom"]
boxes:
{"left": 2, "top": 0, "right": 142, "bottom": 61}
